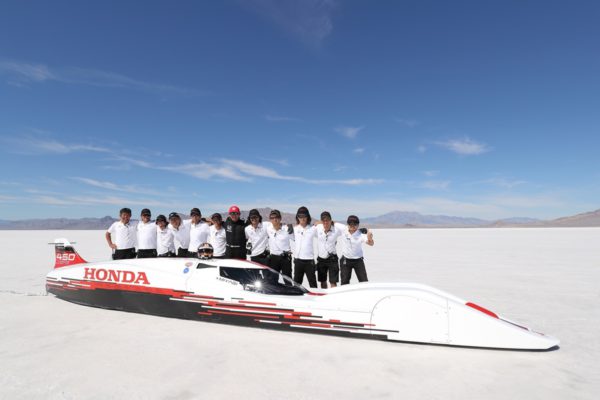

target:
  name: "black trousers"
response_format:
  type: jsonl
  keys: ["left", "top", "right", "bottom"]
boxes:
{"left": 340, "top": 257, "right": 368, "bottom": 285}
{"left": 225, "top": 246, "right": 246, "bottom": 260}
{"left": 137, "top": 249, "right": 157, "bottom": 258}
{"left": 113, "top": 248, "right": 136, "bottom": 260}
{"left": 177, "top": 248, "right": 191, "bottom": 258}
{"left": 250, "top": 251, "right": 270, "bottom": 266}
{"left": 268, "top": 254, "right": 292, "bottom": 278}
{"left": 293, "top": 258, "right": 317, "bottom": 288}
{"left": 317, "top": 255, "right": 340, "bottom": 283}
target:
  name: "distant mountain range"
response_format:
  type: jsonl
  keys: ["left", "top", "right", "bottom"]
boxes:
{"left": 0, "top": 208, "right": 598, "bottom": 229}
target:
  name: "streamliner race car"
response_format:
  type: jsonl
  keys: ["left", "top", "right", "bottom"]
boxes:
{"left": 46, "top": 239, "right": 559, "bottom": 350}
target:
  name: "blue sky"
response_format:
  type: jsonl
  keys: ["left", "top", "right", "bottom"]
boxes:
{"left": 1, "top": 0, "right": 599, "bottom": 220}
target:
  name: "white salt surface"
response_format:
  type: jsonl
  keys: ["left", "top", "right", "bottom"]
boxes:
{"left": 1, "top": 228, "right": 598, "bottom": 399}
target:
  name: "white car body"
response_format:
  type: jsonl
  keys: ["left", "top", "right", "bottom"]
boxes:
{"left": 46, "top": 239, "right": 559, "bottom": 350}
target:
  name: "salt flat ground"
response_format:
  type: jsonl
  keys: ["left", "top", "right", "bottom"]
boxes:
{"left": 0, "top": 228, "right": 598, "bottom": 400}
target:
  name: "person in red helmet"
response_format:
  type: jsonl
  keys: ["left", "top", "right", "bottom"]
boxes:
{"left": 224, "top": 205, "right": 247, "bottom": 259}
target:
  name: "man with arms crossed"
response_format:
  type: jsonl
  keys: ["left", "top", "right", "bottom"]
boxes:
{"left": 136, "top": 208, "right": 157, "bottom": 258}
{"left": 188, "top": 207, "right": 209, "bottom": 257}
{"left": 168, "top": 212, "right": 191, "bottom": 257}
{"left": 105, "top": 207, "right": 136, "bottom": 260}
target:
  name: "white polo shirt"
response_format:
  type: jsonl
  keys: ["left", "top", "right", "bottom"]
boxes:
{"left": 136, "top": 221, "right": 157, "bottom": 250}
{"left": 107, "top": 221, "right": 136, "bottom": 250}
{"left": 340, "top": 228, "right": 368, "bottom": 259}
{"left": 264, "top": 222, "right": 293, "bottom": 256}
{"left": 209, "top": 225, "right": 227, "bottom": 257}
{"left": 157, "top": 226, "right": 175, "bottom": 255}
{"left": 188, "top": 221, "right": 210, "bottom": 253}
{"left": 245, "top": 223, "right": 269, "bottom": 256}
{"left": 316, "top": 223, "right": 345, "bottom": 259}
{"left": 169, "top": 219, "right": 191, "bottom": 250}
{"left": 293, "top": 224, "right": 317, "bottom": 260}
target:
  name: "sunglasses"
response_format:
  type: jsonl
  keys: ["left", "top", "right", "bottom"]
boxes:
{"left": 229, "top": 212, "right": 240, "bottom": 215}
{"left": 250, "top": 216, "right": 259, "bottom": 220}
{"left": 348, "top": 222, "right": 359, "bottom": 227}
{"left": 199, "top": 248, "right": 213, "bottom": 253}
{"left": 269, "top": 216, "right": 280, "bottom": 220}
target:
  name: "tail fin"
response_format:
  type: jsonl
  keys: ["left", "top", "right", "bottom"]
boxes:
{"left": 53, "top": 238, "right": 87, "bottom": 268}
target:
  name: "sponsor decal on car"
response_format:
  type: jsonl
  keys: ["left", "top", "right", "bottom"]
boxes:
{"left": 83, "top": 267, "right": 150, "bottom": 285}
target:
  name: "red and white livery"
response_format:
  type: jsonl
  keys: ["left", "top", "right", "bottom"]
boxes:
{"left": 46, "top": 238, "right": 559, "bottom": 350}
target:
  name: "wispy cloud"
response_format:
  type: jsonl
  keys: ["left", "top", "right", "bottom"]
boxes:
{"left": 219, "top": 159, "right": 381, "bottom": 185}
{"left": 419, "top": 180, "right": 450, "bottom": 190}
{"left": 0, "top": 194, "right": 22, "bottom": 202}
{"left": 245, "top": 0, "right": 338, "bottom": 48}
{"left": 435, "top": 137, "right": 490, "bottom": 155}
{"left": 472, "top": 177, "right": 527, "bottom": 189}
{"left": 422, "top": 170, "right": 439, "bottom": 177}
{"left": 0, "top": 60, "right": 203, "bottom": 96}
{"left": 417, "top": 145, "right": 427, "bottom": 153}
{"left": 70, "top": 177, "right": 162, "bottom": 195}
{"left": 353, "top": 147, "right": 365, "bottom": 154}
{"left": 264, "top": 114, "right": 302, "bottom": 122}
{"left": 258, "top": 157, "right": 290, "bottom": 167}
{"left": 335, "top": 125, "right": 364, "bottom": 139}
{"left": 394, "top": 118, "right": 419, "bottom": 128}
{"left": 117, "top": 155, "right": 382, "bottom": 186}
{"left": 33, "top": 194, "right": 165, "bottom": 207}
{"left": 1, "top": 134, "right": 110, "bottom": 155}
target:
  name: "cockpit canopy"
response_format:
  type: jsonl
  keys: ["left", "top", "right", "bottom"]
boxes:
{"left": 219, "top": 266, "right": 308, "bottom": 295}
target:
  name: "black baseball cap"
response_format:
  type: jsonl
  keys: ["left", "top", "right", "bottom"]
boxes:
{"left": 168, "top": 212, "right": 180, "bottom": 220}
{"left": 269, "top": 209, "right": 282, "bottom": 219}
{"left": 156, "top": 214, "right": 167, "bottom": 223}
{"left": 119, "top": 207, "right": 132, "bottom": 215}
{"left": 190, "top": 208, "right": 201, "bottom": 216}
{"left": 248, "top": 209, "right": 261, "bottom": 218}
{"left": 347, "top": 215, "right": 360, "bottom": 225}
{"left": 211, "top": 213, "right": 223, "bottom": 221}
{"left": 296, "top": 206, "right": 310, "bottom": 218}
{"left": 141, "top": 208, "right": 151, "bottom": 216}
{"left": 320, "top": 211, "right": 332, "bottom": 220}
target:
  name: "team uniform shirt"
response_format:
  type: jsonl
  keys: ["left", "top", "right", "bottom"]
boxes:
{"left": 245, "top": 223, "right": 269, "bottom": 256}
{"left": 340, "top": 227, "right": 368, "bottom": 259}
{"left": 263, "top": 222, "right": 293, "bottom": 256}
{"left": 107, "top": 221, "right": 136, "bottom": 250}
{"left": 188, "top": 221, "right": 210, "bottom": 253}
{"left": 136, "top": 221, "right": 157, "bottom": 250}
{"left": 156, "top": 226, "right": 175, "bottom": 254}
{"left": 209, "top": 225, "right": 227, "bottom": 257}
{"left": 316, "top": 223, "right": 345, "bottom": 259}
{"left": 169, "top": 219, "right": 191, "bottom": 250}
{"left": 293, "top": 224, "right": 317, "bottom": 260}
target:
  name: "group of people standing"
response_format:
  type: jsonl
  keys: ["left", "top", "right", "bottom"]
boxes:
{"left": 105, "top": 205, "right": 374, "bottom": 288}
